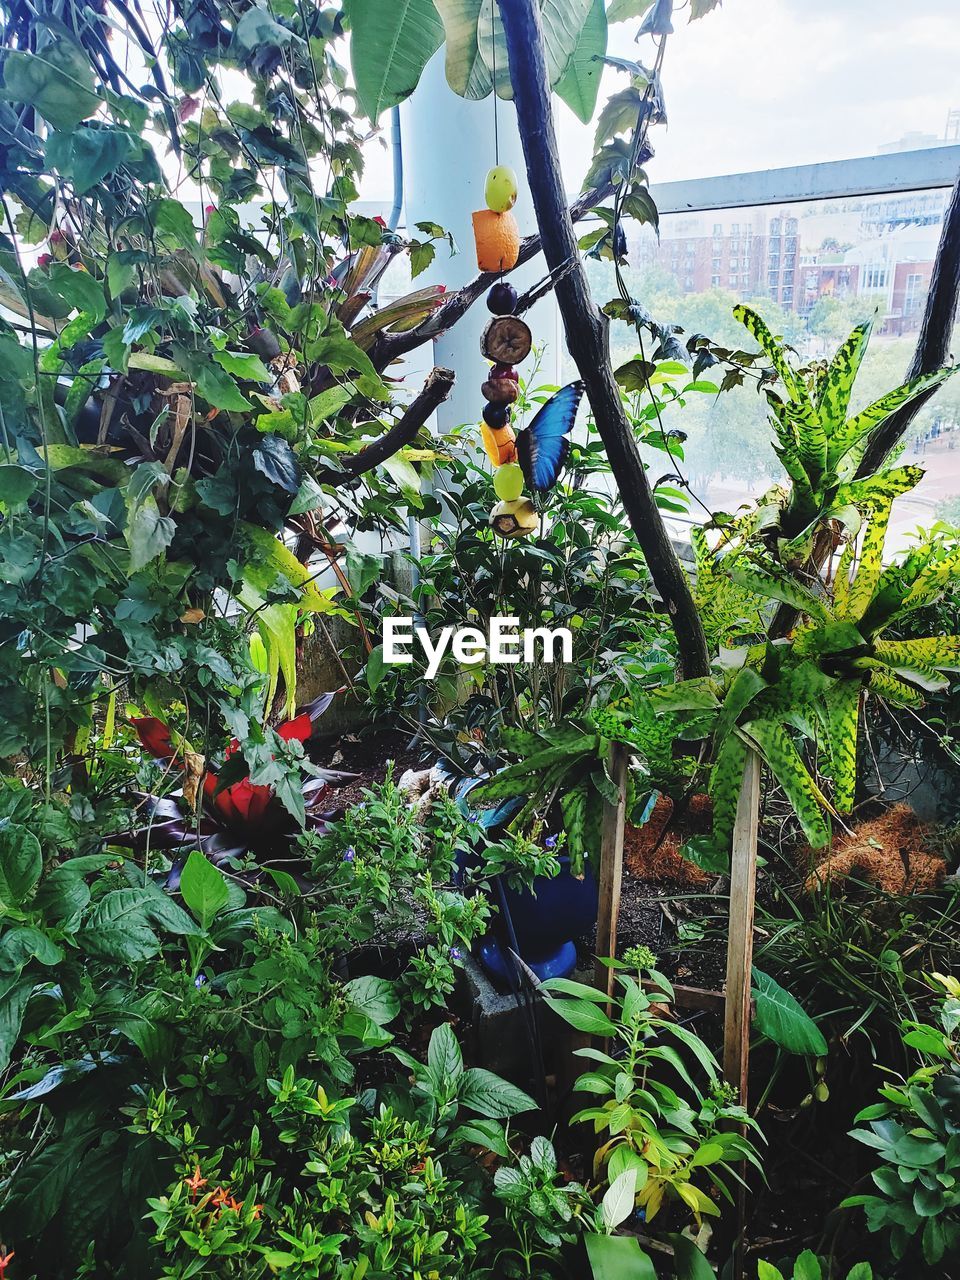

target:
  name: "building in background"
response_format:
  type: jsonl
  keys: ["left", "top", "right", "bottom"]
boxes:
{"left": 658, "top": 209, "right": 799, "bottom": 308}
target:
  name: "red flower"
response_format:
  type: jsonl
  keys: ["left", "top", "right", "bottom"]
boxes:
{"left": 184, "top": 1166, "right": 208, "bottom": 1196}
{"left": 133, "top": 698, "right": 335, "bottom": 829}
{"left": 49, "top": 229, "right": 66, "bottom": 246}
{"left": 0, "top": 1248, "right": 14, "bottom": 1277}
{"left": 36, "top": 253, "right": 52, "bottom": 267}
{"left": 373, "top": 215, "right": 387, "bottom": 228}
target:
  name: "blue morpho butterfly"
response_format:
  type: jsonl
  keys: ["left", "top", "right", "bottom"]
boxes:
{"left": 515, "top": 380, "right": 585, "bottom": 493}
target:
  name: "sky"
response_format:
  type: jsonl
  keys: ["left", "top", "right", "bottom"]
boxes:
{"left": 359, "top": 0, "right": 960, "bottom": 200}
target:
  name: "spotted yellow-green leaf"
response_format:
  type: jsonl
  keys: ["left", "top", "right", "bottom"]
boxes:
{"left": 834, "top": 465, "right": 923, "bottom": 515}
{"left": 734, "top": 305, "right": 807, "bottom": 407}
{"left": 863, "top": 664, "right": 926, "bottom": 707}
{"left": 708, "top": 731, "right": 748, "bottom": 853}
{"left": 561, "top": 785, "right": 589, "bottom": 876}
{"left": 832, "top": 538, "right": 856, "bottom": 620}
{"left": 845, "top": 494, "right": 897, "bottom": 621}
{"left": 743, "top": 718, "right": 832, "bottom": 848}
{"left": 875, "top": 636, "right": 960, "bottom": 671}
{"left": 830, "top": 365, "right": 957, "bottom": 466}
{"left": 819, "top": 318, "right": 874, "bottom": 438}
{"left": 774, "top": 397, "right": 826, "bottom": 477}
{"left": 731, "top": 558, "right": 829, "bottom": 621}
{"left": 901, "top": 548, "right": 960, "bottom": 614}
{"left": 824, "top": 680, "right": 861, "bottom": 813}
{"left": 773, "top": 431, "right": 818, "bottom": 500}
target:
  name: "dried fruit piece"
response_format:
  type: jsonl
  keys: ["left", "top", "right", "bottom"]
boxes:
{"left": 490, "top": 497, "right": 538, "bottom": 538}
{"left": 472, "top": 209, "right": 520, "bottom": 273}
{"left": 481, "top": 422, "right": 518, "bottom": 467}
{"left": 487, "top": 282, "right": 519, "bottom": 315}
{"left": 482, "top": 377, "right": 519, "bottom": 405}
{"left": 482, "top": 316, "right": 532, "bottom": 365}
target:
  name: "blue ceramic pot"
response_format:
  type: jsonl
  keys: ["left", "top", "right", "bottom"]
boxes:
{"left": 497, "top": 855, "right": 598, "bottom": 953}
{"left": 451, "top": 774, "right": 598, "bottom": 982}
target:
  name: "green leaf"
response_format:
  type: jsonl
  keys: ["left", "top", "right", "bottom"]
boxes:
{"left": 585, "top": 1234, "right": 657, "bottom": 1280}
{"left": 151, "top": 198, "right": 199, "bottom": 252}
{"left": 253, "top": 434, "right": 300, "bottom": 493}
{"left": 459, "top": 1066, "right": 537, "bottom": 1117}
{"left": 213, "top": 350, "right": 272, "bottom": 383}
{"left": 366, "top": 643, "right": 387, "bottom": 692}
{"left": 79, "top": 889, "right": 161, "bottom": 964}
{"left": 345, "top": 0, "right": 445, "bottom": 120}
{"left": 478, "top": 0, "right": 594, "bottom": 98}
{"left": 607, "top": 0, "right": 655, "bottom": 21}
{"left": 556, "top": 0, "right": 607, "bottom": 123}
{"left": 757, "top": 1264, "right": 785, "bottom": 1280}
{"left": 427, "top": 1020, "right": 463, "bottom": 1081}
{"left": 433, "top": 0, "right": 492, "bottom": 98}
{"left": 0, "top": 975, "right": 33, "bottom": 1073}
{"left": 0, "top": 924, "right": 62, "bottom": 971}
{"left": 668, "top": 1234, "right": 717, "bottom": 1280}
{"left": 179, "top": 850, "right": 229, "bottom": 930}
{"left": 752, "top": 968, "right": 828, "bottom": 1056}
{"left": 44, "top": 262, "right": 106, "bottom": 323}
{"left": 343, "top": 975, "right": 400, "bottom": 1027}
{"left": 0, "top": 824, "right": 42, "bottom": 908}
{"left": 1, "top": 39, "right": 101, "bottom": 129}
{"left": 793, "top": 1251, "right": 823, "bottom": 1280}
{"left": 126, "top": 495, "right": 175, "bottom": 573}
{"left": 545, "top": 994, "right": 618, "bottom": 1037}
{"left": 234, "top": 2, "right": 302, "bottom": 50}
{"left": 601, "top": 1167, "right": 638, "bottom": 1230}
{"left": 177, "top": 351, "right": 251, "bottom": 412}
{"left": 409, "top": 240, "right": 436, "bottom": 279}
{"left": 0, "top": 464, "right": 37, "bottom": 506}
{"left": 46, "top": 124, "right": 156, "bottom": 195}
{"left": 2, "top": 1130, "right": 88, "bottom": 1234}
{"left": 689, "top": 0, "right": 722, "bottom": 18}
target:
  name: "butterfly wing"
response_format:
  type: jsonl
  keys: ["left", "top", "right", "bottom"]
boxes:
{"left": 515, "top": 381, "right": 585, "bottom": 492}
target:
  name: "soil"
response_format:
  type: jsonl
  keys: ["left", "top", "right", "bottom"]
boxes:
{"left": 310, "top": 724, "right": 426, "bottom": 811}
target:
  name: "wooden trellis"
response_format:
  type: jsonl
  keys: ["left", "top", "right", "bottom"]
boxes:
{"left": 594, "top": 747, "right": 762, "bottom": 1277}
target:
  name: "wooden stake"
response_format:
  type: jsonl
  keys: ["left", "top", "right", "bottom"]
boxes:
{"left": 594, "top": 743, "right": 628, "bottom": 1002}
{"left": 723, "top": 748, "right": 763, "bottom": 1279}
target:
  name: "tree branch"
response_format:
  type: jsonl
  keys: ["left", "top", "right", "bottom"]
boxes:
{"left": 856, "top": 167, "right": 960, "bottom": 479}
{"left": 498, "top": 0, "right": 710, "bottom": 680}
{"left": 313, "top": 365, "right": 455, "bottom": 485}
{"left": 364, "top": 179, "right": 623, "bottom": 372}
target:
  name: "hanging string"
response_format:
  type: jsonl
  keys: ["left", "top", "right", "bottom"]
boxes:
{"left": 490, "top": 0, "right": 500, "bottom": 166}
{"left": 489, "top": 0, "right": 503, "bottom": 282}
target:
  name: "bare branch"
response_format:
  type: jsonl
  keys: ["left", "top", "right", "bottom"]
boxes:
{"left": 313, "top": 365, "right": 455, "bottom": 484}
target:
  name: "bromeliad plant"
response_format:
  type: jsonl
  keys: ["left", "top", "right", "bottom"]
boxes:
{"left": 668, "top": 308, "right": 960, "bottom": 868}
{"left": 119, "top": 693, "right": 349, "bottom": 877}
